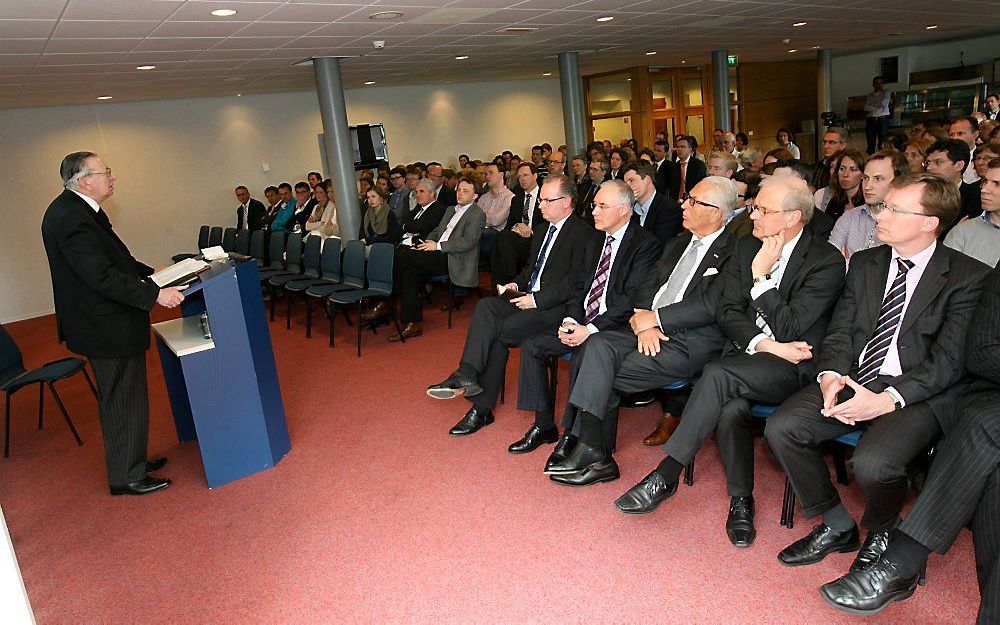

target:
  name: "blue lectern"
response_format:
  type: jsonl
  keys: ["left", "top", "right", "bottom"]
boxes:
{"left": 152, "top": 258, "right": 290, "bottom": 488}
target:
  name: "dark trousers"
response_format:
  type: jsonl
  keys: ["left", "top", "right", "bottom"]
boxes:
{"left": 865, "top": 115, "right": 890, "bottom": 154}
{"left": 765, "top": 383, "right": 941, "bottom": 530}
{"left": 479, "top": 227, "right": 499, "bottom": 259}
{"left": 459, "top": 297, "right": 563, "bottom": 411}
{"left": 395, "top": 247, "right": 449, "bottom": 323}
{"left": 490, "top": 229, "right": 531, "bottom": 287}
{"left": 517, "top": 331, "right": 574, "bottom": 430}
{"left": 663, "top": 353, "right": 802, "bottom": 497}
{"left": 88, "top": 353, "right": 150, "bottom": 486}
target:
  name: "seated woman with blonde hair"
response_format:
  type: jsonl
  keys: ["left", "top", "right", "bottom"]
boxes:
{"left": 305, "top": 183, "right": 339, "bottom": 240}
{"left": 359, "top": 186, "right": 401, "bottom": 246}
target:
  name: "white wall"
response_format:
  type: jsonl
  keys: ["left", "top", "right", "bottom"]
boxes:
{"left": 831, "top": 32, "right": 1000, "bottom": 116}
{"left": 0, "top": 505, "right": 34, "bottom": 624}
{"left": 0, "top": 77, "right": 564, "bottom": 323}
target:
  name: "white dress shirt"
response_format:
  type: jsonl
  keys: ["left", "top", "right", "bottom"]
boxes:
{"left": 529, "top": 213, "right": 569, "bottom": 293}
{"left": 437, "top": 203, "right": 471, "bottom": 244}
{"left": 965, "top": 148, "right": 980, "bottom": 184}
{"left": 865, "top": 89, "right": 892, "bottom": 117}
{"left": 652, "top": 227, "right": 725, "bottom": 316}
{"left": 564, "top": 220, "right": 631, "bottom": 333}
{"left": 633, "top": 192, "right": 654, "bottom": 227}
{"left": 522, "top": 186, "right": 539, "bottom": 229}
{"left": 71, "top": 189, "right": 101, "bottom": 213}
{"left": 746, "top": 229, "right": 804, "bottom": 354}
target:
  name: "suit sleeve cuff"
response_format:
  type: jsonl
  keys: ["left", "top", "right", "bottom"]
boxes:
{"left": 746, "top": 333, "right": 768, "bottom": 355}
{"left": 586, "top": 323, "right": 599, "bottom": 334}
{"left": 884, "top": 386, "right": 905, "bottom": 409}
{"left": 816, "top": 370, "right": 842, "bottom": 384}
{"left": 749, "top": 278, "right": 777, "bottom": 300}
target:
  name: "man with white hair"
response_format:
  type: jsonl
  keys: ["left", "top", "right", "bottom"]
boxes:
{"left": 613, "top": 176, "right": 846, "bottom": 550}
{"left": 400, "top": 178, "right": 445, "bottom": 245}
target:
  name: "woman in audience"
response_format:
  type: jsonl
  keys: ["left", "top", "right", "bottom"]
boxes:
{"left": 608, "top": 148, "right": 627, "bottom": 179}
{"left": 359, "top": 186, "right": 400, "bottom": 246}
{"left": 764, "top": 147, "right": 794, "bottom": 166}
{"left": 903, "top": 138, "right": 931, "bottom": 173}
{"left": 973, "top": 143, "right": 1000, "bottom": 180}
{"left": 823, "top": 148, "right": 867, "bottom": 220}
{"left": 638, "top": 148, "right": 656, "bottom": 165}
{"left": 570, "top": 154, "right": 589, "bottom": 187}
{"left": 376, "top": 174, "right": 390, "bottom": 195}
{"left": 775, "top": 128, "right": 801, "bottom": 160}
{"left": 305, "top": 184, "right": 339, "bottom": 240}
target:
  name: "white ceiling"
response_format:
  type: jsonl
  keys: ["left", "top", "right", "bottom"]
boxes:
{"left": 0, "top": 0, "right": 997, "bottom": 109}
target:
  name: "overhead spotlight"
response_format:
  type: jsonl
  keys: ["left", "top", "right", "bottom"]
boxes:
{"left": 210, "top": 9, "right": 238, "bottom": 17}
{"left": 645, "top": 51, "right": 657, "bottom": 55}
{"left": 236, "top": 93, "right": 242, "bottom": 97}
{"left": 541, "top": 72, "right": 552, "bottom": 76}
{"left": 596, "top": 16, "right": 614, "bottom": 22}
{"left": 793, "top": 22, "right": 807, "bottom": 27}
{"left": 788, "top": 49, "right": 798, "bottom": 53}
{"left": 136, "top": 65, "right": 155, "bottom": 70}
{"left": 369, "top": 11, "right": 403, "bottom": 20}
{"left": 925, "top": 24, "right": 938, "bottom": 29}
{"left": 364, "top": 80, "right": 376, "bottom": 85}
{"left": 454, "top": 55, "right": 469, "bottom": 60}
{"left": 97, "top": 95, "right": 113, "bottom": 100}
{"left": 681, "top": 60, "right": 686, "bottom": 64}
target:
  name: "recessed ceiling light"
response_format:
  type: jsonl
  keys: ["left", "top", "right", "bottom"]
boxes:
{"left": 454, "top": 55, "right": 469, "bottom": 60}
{"left": 645, "top": 51, "right": 657, "bottom": 56}
{"left": 136, "top": 65, "right": 155, "bottom": 70}
{"left": 210, "top": 9, "right": 238, "bottom": 17}
{"left": 97, "top": 95, "right": 112, "bottom": 100}
{"left": 788, "top": 49, "right": 798, "bottom": 53}
{"left": 369, "top": 11, "right": 403, "bottom": 21}
{"left": 681, "top": 60, "right": 686, "bottom": 64}
{"left": 236, "top": 93, "right": 242, "bottom": 97}
{"left": 925, "top": 24, "right": 938, "bottom": 29}
{"left": 793, "top": 21, "right": 807, "bottom": 27}
{"left": 596, "top": 15, "right": 614, "bottom": 22}
{"left": 364, "top": 80, "right": 375, "bottom": 85}
{"left": 811, "top": 45, "right": 820, "bottom": 49}
{"left": 541, "top": 72, "right": 552, "bottom": 76}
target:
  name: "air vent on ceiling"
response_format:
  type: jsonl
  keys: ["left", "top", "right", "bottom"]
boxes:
{"left": 498, "top": 27, "right": 539, "bottom": 34}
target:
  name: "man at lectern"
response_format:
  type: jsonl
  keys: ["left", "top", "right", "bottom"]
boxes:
{"left": 41, "top": 151, "right": 186, "bottom": 497}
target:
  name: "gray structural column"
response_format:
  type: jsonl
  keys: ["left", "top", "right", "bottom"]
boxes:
{"left": 711, "top": 49, "right": 730, "bottom": 132}
{"left": 313, "top": 56, "right": 359, "bottom": 240}
{"left": 558, "top": 52, "right": 587, "bottom": 156}
{"left": 817, "top": 48, "right": 833, "bottom": 156}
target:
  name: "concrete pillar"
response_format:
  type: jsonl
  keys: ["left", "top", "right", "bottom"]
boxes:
{"left": 711, "top": 49, "right": 730, "bottom": 132}
{"left": 313, "top": 57, "right": 360, "bottom": 241}
{"left": 558, "top": 52, "right": 587, "bottom": 156}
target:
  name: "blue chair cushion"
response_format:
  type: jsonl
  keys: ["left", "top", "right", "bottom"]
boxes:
{"left": 2, "top": 358, "right": 86, "bottom": 393}
{"left": 663, "top": 379, "right": 692, "bottom": 391}
{"left": 751, "top": 404, "right": 777, "bottom": 419}
{"left": 835, "top": 429, "right": 864, "bottom": 447}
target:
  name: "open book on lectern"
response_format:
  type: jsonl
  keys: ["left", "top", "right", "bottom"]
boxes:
{"left": 151, "top": 257, "right": 210, "bottom": 288}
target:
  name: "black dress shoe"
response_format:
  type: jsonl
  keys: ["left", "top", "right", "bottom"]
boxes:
{"left": 544, "top": 442, "right": 605, "bottom": 475}
{"left": 543, "top": 434, "right": 577, "bottom": 473}
{"left": 508, "top": 425, "right": 558, "bottom": 454}
{"left": 427, "top": 371, "right": 483, "bottom": 399}
{"left": 726, "top": 496, "right": 756, "bottom": 547}
{"left": 614, "top": 470, "right": 678, "bottom": 514}
{"left": 778, "top": 523, "right": 861, "bottom": 567}
{"left": 819, "top": 555, "right": 920, "bottom": 615}
{"left": 550, "top": 458, "right": 620, "bottom": 486}
{"left": 145, "top": 456, "right": 167, "bottom": 473}
{"left": 851, "top": 527, "right": 894, "bottom": 572}
{"left": 449, "top": 406, "right": 494, "bottom": 436}
{"left": 110, "top": 476, "right": 172, "bottom": 496}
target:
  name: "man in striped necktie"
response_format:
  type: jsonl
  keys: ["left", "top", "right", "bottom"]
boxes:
{"left": 763, "top": 173, "right": 991, "bottom": 614}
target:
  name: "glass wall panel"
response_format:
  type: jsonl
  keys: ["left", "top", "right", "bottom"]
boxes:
{"left": 652, "top": 77, "right": 674, "bottom": 110}
{"left": 683, "top": 77, "right": 703, "bottom": 107}
{"left": 588, "top": 74, "right": 632, "bottom": 115}
{"left": 593, "top": 116, "right": 633, "bottom": 145}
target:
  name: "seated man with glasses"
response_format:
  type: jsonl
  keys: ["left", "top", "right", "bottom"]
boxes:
{"left": 613, "top": 176, "right": 846, "bottom": 549}
{"left": 542, "top": 177, "right": 739, "bottom": 484}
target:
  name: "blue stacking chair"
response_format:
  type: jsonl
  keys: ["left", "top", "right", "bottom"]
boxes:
{"left": 233, "top": 229, "right": 251, "bottom": 256}
{"left": 306, "top": 240, "right": 366, "bottom": 342}
{"left": 779, "top": 427, "right": 863, "bottom": 529}
{"left": 221, "top": 227, "right": 237, "bottom": 252}
{"left": 270, "top": 235, "right": 321, "bottom": 329}
{"left": 207, "top": 226, "right": 223, "bottom": 248}
{"left": 263, "top": 233, "right": 305, "bottom": 321}
{"left": 256, "top": 232, "right": 287, "bottom": 279}
{"left": 327, "top": 242, "right": 403, "bottom": 356}
{"left": 286, "top": 238, "right": 341, "bottom": 337}
{"left": 171, "top": 224, "right": 211, "bottom": 262}
{"left": 248, "top": 230, "right": 266, "bottom": 268}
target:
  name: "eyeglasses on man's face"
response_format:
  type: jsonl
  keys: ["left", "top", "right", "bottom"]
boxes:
{"left": 681, "top": 193, "right": 720, "bottom": 210}
{"left": 870, "top": 201, "right": 927, "bottom": 217}
{"left": 747, "top": 202, "right": 795, "bottom": 217}
{"left": 83, "top": 167, "right": 112, "bottom": 178}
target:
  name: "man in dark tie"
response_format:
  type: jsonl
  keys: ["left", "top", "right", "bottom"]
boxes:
{"left": 652, "top": 139, "right": 678, "bottom": 198}
{"left": 400, "top": 178, "right": 445, "bottom": 245}
{"left": 234, "top": 185, "right": 265, "bottom": 231}
{"left": 41, "top": 151, "right": 187, "bottom": 496}
{"left": 509, "top": 181, "right": 661, "bottom": 463}
{"left": 577, "top": 157, "right": 607, "bottom": 224}
{"left": 623, "top": 161, "right": 682, "bottom": 247}
{"left": 491, "top": 162, "right": 544, "bottom": 287}
{"left": 425, "top": 174, "right": 595, "bottom": 436}
{"left": 762, "top": 173, "right": 989, "bottom": 610}
{"left": 543, "top": 176, "right": 739, "bottom": 485}
{"left": 671, "top": 135, "right": 707, "bottom": 200}
{"left": 613, "top": 176, "right": 846, "bottom": 548}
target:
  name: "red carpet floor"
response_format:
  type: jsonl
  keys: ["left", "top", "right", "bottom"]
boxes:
{"left": 0, "top": 295, "right": 980, "bottom": 623}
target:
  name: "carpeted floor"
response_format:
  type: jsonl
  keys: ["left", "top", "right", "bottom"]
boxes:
{"left": 0, "top": 292, "right": 980, "bottom": 623}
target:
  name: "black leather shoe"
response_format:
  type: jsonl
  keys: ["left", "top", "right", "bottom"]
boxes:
{"left": 726, "top": 496, "right": 756, "bottom": 547}
{"left": 543, "top": 434, "right": 577, "bottom": 473}
{"left": 110, "top": 476, "right": 172, "bottom": 496}
{"left": 449, "top": 406, "right": 494, "bottom": 436}
{"left": 614, "top": 470, "right": 678, "bottom": 514}
{"left": 544, "top": 442, "right": 605, "bottom": 475}
{"left": 819, "top": 555, "right": 920, "bottom": 615}
{"left": 851, "top": 527, "right": 894, "bottom": 572}
{"left": 145, "top": 456, "right": 167, "bottom": 474}
{"left": 427, "top": 371, "right": 483, "bottom": 400}
{"left": 551, "top": 458, "right": 620, "bottom": 486}
{"left": 508, "top": 425, "right": 558, "bottom": 454}
{"left": 778, "top": 523, "right": 861, "bottom": 567}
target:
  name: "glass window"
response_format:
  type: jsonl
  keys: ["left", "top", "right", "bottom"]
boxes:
{"left": 593, "top": 116, "right": 633, "bottom": 145}
{"left": 588, "top": 74, "right": 632, "bottom": 115}
{"left": 683, "top": 77, "right": 703, "bottom": 107}
{"left": 652, "top": 77, "right": 674, "bottom": 110}
{"left": 685, "top": 114, "right": 705, "bottom": 146}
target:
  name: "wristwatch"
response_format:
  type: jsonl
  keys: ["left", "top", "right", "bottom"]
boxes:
{"left": 752, "top": 273, "right": 772, "bottom": 286}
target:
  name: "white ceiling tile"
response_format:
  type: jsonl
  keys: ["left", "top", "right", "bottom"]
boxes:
{"left": 61, "top": 0, "right": 185, "bottom": 21}
{"left": 168, "top": 1, "right": 284, "bottom": 22}
{"left": 232, "top": 21, "right": 325, "bottom": 36}
{"left": 45, "top": 38, "right": 144, "bottom": 53}
{"left": 259, "top": 4, "right": 363, "bottom": 22}
{"left": 0, "top": 0, "right": 68, "bottom": 20}
{"left": 194, "top": 48, "right": 269, "bottom": 60}
{"left": 0, "top": 55, "right": 39, "bottom": 66}
{"left": 211, "top": 36, "right": 292, "bottom": 49}
{"left": 54, "top": 20, "right": 160, "bottom": 38}
{"left": 149, "top": 20, "right": 253, "bottom": 37}
{"left": 38, "top": 52, "right": 127, "bottom": 65}
{"left": 133, "top": 37, "right": 226, "bottom": 51}
{"left": 0, "top": 39, "right": 47, "bottom": 54}
{"left": 0, "top": 20, "right": 57, "bottom": 38}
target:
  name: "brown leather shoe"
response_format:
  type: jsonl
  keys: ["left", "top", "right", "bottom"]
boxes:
{"left": 361, "top": 301, "right": 388, "bottom": 321}
{"left": 642, "top": 413, "right": 681, "bottom": 446}
{"left": 389, "top": 322, "right": 422, "bottom": 342}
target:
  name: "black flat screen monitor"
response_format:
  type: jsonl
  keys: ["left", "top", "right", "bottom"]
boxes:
{"left": 350, "top": 124, "right": 388, "bottom": 171}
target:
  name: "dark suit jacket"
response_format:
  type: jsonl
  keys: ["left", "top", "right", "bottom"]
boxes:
{"left": 968, "top": 265, "right": 1000, "bottom": 392}
{"left": 504, "top": 189, "right": 544, "bottom": 231}
{"left": 808, "top": 209, "right": 835, "bottom": 241}
{"left": 40, "top": 189, "right": 160, "bottom": 358}
{"left": 403, "top": 200, "right": 445, "bottom": 240}
{"left": 639, "top": 191, "right": 683, "bottom": 248}
{"left": 961, "top": 181, "right": 983, "bottom": 221}
{"left": 428, "top": 203, "right": 487, "bottom": 288}
{"left": 671, "top": 157, "right": 707, "bottom": 199}
{"left": 717, "top": 230, "right": 847, "bottom": 382}
{"left": 633, "top": 229, "right": 736, "bottom": 372}
{"left": 564, "top": 220, "right": 660, "bottom": 330}
{"left": 238, "top": 198, "right": 266, "bottom": 231}
{"left": 514, "top": 213, "right": 597, "bottom": 311}
{"left": 293, "top": 197, "right": 318, "bottom": 232}
{"left": 725, "top": 209, "right": 754, "bottom": 238}
{"left": 437, "top": 185, "right": 457, "bottom": 209}
{"left": 654, "top": 160, "right": 678, "bottom": 199}
{"left": 576, "top": 182, "right": 599, "bottom": 225}
{"left": 817, "top": 243, "right": 989, "bottom": 432}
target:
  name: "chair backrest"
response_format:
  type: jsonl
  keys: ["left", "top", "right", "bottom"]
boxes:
{"left": 249, "top": 230, "right": 266, "bottom": 263}
{"left": 341, "top": 240, "right": 366, "bottom": 289}
{"left": 196, "top": 225, "right": 211, "bottom": 249}
{"left": 319, "top": 237, "right": 342, "bottom": 282}
{"left": 301, "top": 235, "right": 322, "bottom": 277}
{"left": 267, "top": 232, "right": 286, "bottom": 269}
{"left": 208, "top": 226, "right": 223, "bottom": 247}
{"left": 365, "top": 243, "right": 395, "bottom": 295}
{"left": 221, "top": 227, "right": 237, "bottom": 252}
{"left": 234, "top": 229, "right": 251, "bottom": 255}
{"left": 0, "top": 324, "right": 26, "bottom": 390}
{"left": 285, "top": 232, "right": 304, "bottom": 273}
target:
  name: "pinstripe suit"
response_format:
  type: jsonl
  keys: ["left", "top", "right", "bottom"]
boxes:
{"left": 899, "top": 265, "right": 1000, "bottom": 624}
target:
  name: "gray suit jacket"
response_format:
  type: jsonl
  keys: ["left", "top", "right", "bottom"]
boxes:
{"left": 429, "top": 202, "right": 486, "bottom": 288}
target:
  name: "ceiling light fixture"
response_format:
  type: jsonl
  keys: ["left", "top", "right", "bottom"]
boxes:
{"left": 364, "top": 80, "right": 375, "bottom": 85}
{"left": 793, "top": 21, "right": 807, "bottom": 27}
{"left": 210, "top": 9, "right": 238, "bottom": 17}
{"left": 926, "top": 24, "right": 938, "bottom": 29}
{"left": 645, "top": 51, "right": 657, "bottom": 55}
{"left": 596, "top": 16, "right": 614, "bottom": 22}
{"left": 541, "top": 72, "right": 552, "bottom": 76}
{"left": 97, "top": 95, "right": 112, "bottom": 100}
{"left": 369, "top": 11, "right": 403, "bottom": 21}
{"left": 788, "top": 49, "right": 798, "bottom": 53}
{"left": 454, "top": 55, "right": 469, "bottom": 60}
{"left": 136, "top": 65, "right": 155, "bottom": 70}
{"left": 236, "top": 93, "right": 242, "bottom": 97}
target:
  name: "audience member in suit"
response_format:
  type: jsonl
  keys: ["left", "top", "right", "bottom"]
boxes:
{"left": 40, "top": 152, "right": 184, "bottom": 496}
{"left": 817, "top": 264, "right": 1000, "bottom": 620}
{"left": 546, "top": 150, "right": 567, "bottom": 178}
{"left": 766, "top": 173, "right": 988, "bottom": 577}
{"left": 235, "top": 185, "right": 266, "bottom": 231}
{"left": 571, "top": 154, "right": 590, "bottom": 191}
{"left": 672, "top": 135, "right": 708, "bottom": 200}
{"left": 926, "top": 139, "right": 982, "bottom": 226}
{"left": 382, "top": 175, "right": 487, "bottom": 341}
{"left": 510, "top": 181, "right": 661, "bottom": 463}
{"left": 543, "top": 177, "right": 739, "bottom": 485}
{"left": 622, "top": 161, "right": 682, "bottom": 248}
{"left": 425, "top": 174, "right": 596, "bottom": 436}
{"left": 358, "top": 187, "right": 401, "bottom": 246}
{"left": 945, "top": 157, "right": 1000, "bottom": 268}
{"left": 577, "top": 158, "right": 607, "bottom": 225}
{"left": 270, "top": 182, "right": 297, "bottom": 232}
{"left": 725, "top": 169, "right": 759, "bottom": 239}
{"left": 260, "top": 186, "right": 281, "bottom": 230}
{"left": 491, "top": 162, "right": 544, "bottom": 287}
{"left": 608, "top": 149, "right": 627, "bottom": 180}
{"left": 653, "top": 139, "right": 678, "bottom": 198}
{"left": 291, "top": 181, "right": 317, "bottom": 232}
{"left": 813, "top": 127, "right": 849, "bottom": 191}
{"left": 771, "top": 161, "right": 836, "bottom": 241}
{"left": 400, "top": 178, "right": 445, "bottom": 245}
{"left": 388, "top": 166, "right": 409, "bottom": 225}
{"left": 427, "top": 162, "right": 457, "bottom": 208}
{"left": 613, "top": 176, "right": 846, "bottom": 549}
